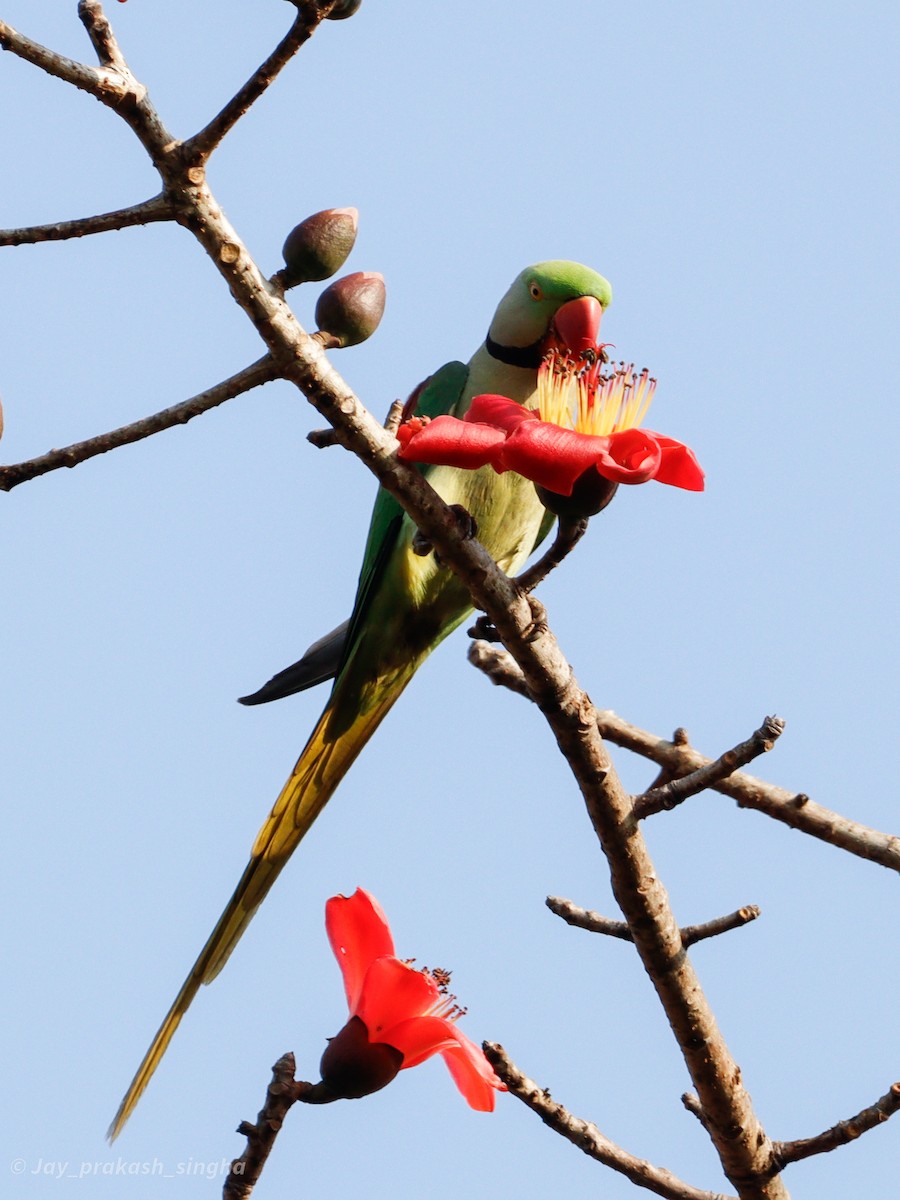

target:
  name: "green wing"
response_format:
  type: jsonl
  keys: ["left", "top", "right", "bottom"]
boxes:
{"left": 238, "top": 362, "right": 469, "bottom": 706}
{"left": 340, "top": 360, "right": 470, "bottom": 666}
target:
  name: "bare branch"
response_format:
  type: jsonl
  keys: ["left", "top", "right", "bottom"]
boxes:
{"left": 683, "top": 1093, "right": 711, "bottom": 1130}
{"left": 547, "top": 896, "right": 761, "bottom": 948}
{"left": 466, "top": 644, "right": 900, "bottom": 873}
{"left": 0, "top": 17, "right": 118, "bottom": 98}
{"left": 773, "top": 1082, "right": 900, "bottom": 1168}
{"left": 596, "top": 710, "right": 900, "bottom": 873}
{"left": 224, "top": 1053, "right": 311, "bottom": 1200}
{"left": 0, "top": 195, "right": 172, "bottom": 247}
{"left": 79, "top": 0, "right": 126, "bottom": 71}
{"left": 546, "top": 896, "right": 633, "bottom": 941}
{"left": 468, "top": 639, "right": 531, "bottom": 696}
{"left": 309, "top": 399, "right": 407, "bottom": 449}
{"left": 187, "top": 3, "right": 331, "bottom": 161}
{"left": 514, "top": 515, "right": 589, "bottom": 593}
{"left": 383, "top": 399, "right": 404, "bottom": 437}
{"left": 484, "top": 1044, "right": 734, "bottom": 1200}
{"left": 635, "top": 718, "right": 785, "bottom": 819}
{"left": 680, "top": 906, "right": 761, "bottom": 948}
{"left": 0, "top": 356, "right": 279, "bottom": 491}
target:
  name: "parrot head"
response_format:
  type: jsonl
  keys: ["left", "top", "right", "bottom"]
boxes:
{"left": 486, "top": 260, "right": 613, "bottom": 366}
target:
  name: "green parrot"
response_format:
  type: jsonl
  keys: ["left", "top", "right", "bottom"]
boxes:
{"left": 109, "top": 259, "right": 612, "bottom": 1139}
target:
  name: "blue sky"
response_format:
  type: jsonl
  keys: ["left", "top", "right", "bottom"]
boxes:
{"left": 2, "top": 3, "right": 898, "bottom": 1197}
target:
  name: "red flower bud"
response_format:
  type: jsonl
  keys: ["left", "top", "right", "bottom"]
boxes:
{"left": 280, "top": 207, "right": 358, "bottom": 287}
{"left": 536, "top": 472, "right": 619, "bottom": 518}
{"left": 317, "top": 1015, "right": 403, "bottom": 1100}
{"left": 326, "top": 0, "right": 363, "bottom": 17}
{"left": 314, "top": 271, "right": 386, "bottom": 348}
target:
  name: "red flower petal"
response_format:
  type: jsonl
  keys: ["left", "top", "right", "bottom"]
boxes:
{"left": 397, "top": 413, "right": 506, "bottom": 469}
{"left": 439, "top": 1036, "right": 506, "bottom": 1113}
{"left": 594, "top": 427, "right": 663, "bottom": 485}
{"left": 385, "top": 1015, "right": 505, "bottom": 1111}
{"left": 381, "top": 1013, "right": 459, "bottom": 1067}
{"left": 498, "top": 421, "right": 616, "bottom": 495}
{"left": 645, "top": 433, "right": 706, "bottom": 491}
{"left": 356, "top": 957, "right": 441, "bottom": 1035}
{"left": 326, "top": 888, "right": 395, "bottom": 1014}
{"left": 464, "top": 394, "right": 538, "bottom": 432}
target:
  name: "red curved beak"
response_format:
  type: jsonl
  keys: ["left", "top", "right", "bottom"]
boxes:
{"left": 550, "top": 295, "right": 604, "bottom": 357}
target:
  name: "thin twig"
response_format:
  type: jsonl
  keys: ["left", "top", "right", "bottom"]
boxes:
{"left": 0, "top": 17, "right": 118, "bottom": 98}
{"left": 224, "top": 1053, "right": 311, "bottom": 1200}
{"left": 773, "top": 1082, "right": 900, "bottom": 1168}
{"left": 680, "top": 907, "right": 761, "bottom": 948}
{"left": 635, "top": 718, "right": 785, "bottom": 818}
{"left": 484, "top": 1044, "right": 733, "bottom": 1200}
{"left": 0, "top": 355, "right": 279, "bottom": 491}
{"left": 467, "top": 643, "right": 900, "bottom": 873}
{"left": 546, "top": 897, "right": 761, "bottom": 948}
{"left": 683, "top": 1093, "right": 711, "bottom": 1132}
{"left": 79, "top": 0, "right": 126, "bottom": 70}
{"left": 468, "top": 639, "right": 530, "bottom": 693}
{"left": 187, "top": 3, "right": 331, "bottom": 161}
{"left": 0, "top": 195, "right": 173, "bottom": 247}
{"left": 383, "top": 399, "right": 404, "bottom": 436}
{"left": 514, "top": 515, "right": 589, "bottom": 593}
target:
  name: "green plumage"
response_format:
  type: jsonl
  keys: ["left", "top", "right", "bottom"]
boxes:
{"left": 109, "top": 259, "right": 613, "bottom": 1140}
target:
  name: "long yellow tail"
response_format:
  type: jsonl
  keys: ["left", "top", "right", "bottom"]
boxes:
{"left": 108, "top": 673, "right": 411, "bottom": 1141}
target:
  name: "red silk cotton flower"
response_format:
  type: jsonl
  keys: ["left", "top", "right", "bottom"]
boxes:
{"left": 397, "top": 361, "right": 704, "bottom": 505}
{"left": 313, "top": 888, "right": 504, "bottom": 1111}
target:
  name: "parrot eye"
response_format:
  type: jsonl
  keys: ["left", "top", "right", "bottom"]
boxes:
{"left": 528, "top": 282, "right": 543, "bottom": 301}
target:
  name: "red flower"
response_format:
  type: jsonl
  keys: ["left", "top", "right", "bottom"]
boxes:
{"left": 397, "top": 363, "right": 704, "bottom": 502}
{"left": 315, "top": 888, "right": 504, "bottom": 1111}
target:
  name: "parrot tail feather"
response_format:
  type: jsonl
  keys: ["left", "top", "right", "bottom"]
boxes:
{"left": 108, "top": 668, "right": 413, "bottom": 1142}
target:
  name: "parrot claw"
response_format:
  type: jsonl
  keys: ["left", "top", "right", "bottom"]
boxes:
{"left": 412, "top": 504, "right": 477, "bottom": 561}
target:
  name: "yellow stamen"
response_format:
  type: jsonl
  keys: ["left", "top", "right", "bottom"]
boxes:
{"left": 538, "top": 357, "right": 656, "bottom": 437}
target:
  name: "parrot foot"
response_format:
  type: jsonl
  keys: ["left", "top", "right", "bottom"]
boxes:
{"left": 411, "top": 504, "right": 478, "bottom": 561}
{"left": 467, "top": 614, "right": 502, "bottom": 643}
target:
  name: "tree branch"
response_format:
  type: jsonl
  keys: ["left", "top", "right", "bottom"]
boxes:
{"left": 484, "top": 1044, "right": 734, "bottom": 1200}
{"left": 0, "top": 355, "right": 280, "bottom": 491}
{"left": 635, "top": 718, "right": 785, "bottom": 819}
{"left": 224, "top": 1053, "right": 311, "bottom": 1200}
{"left": 547, "top": 896, "right": 762, "bottom": 949}
{"left": 467, "top": 643, "right": 900, "bottom": 873}
{"left": 514, "top": 515, "right": 589, "bottom": 593}
{"left": 0, "top": 195, "right": 173, "bottom": 247}
{"left": 79, "top": 0, "right": 127, "bottom": 71}
{"left": 186, "top": 3, "right": 331, "bottom": 162}
{"left": 0, "top": 17, "right": 118, "bottom": 98}
{"left": 772, "top": 1082, "right": 900, "bottom": 1168}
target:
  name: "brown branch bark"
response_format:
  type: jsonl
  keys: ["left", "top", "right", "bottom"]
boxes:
{"left": 0, "top": 16, "right": 118, "bottom": 98}
{"left": 547, "top": 897, "right": 761, "bottom": 949}
{"left": 187, "top": 4, "right": 331, "bottom": 162}
{"left": 772, "top": 1082, "right": 900, "bottom": 1168}
{"left": 514, "top": 515, "right": 589, "bottom": 593}
{"left": 224, "top": 1053, "right": 311, "bottom": 1200}
{"left": 468, "top": 643, "right": 900, "bottom": 873}
{"left": 485, "top": 1044, "right": 734, "bottom": 1200}
{"left": 635, "top": 718, "right": 785, "bottom": 818}
{"left": 0, "top": 195, "right": 172, "bottom": 247}
{"left": 0, "top": 356, "right": 280, "bottom": 491}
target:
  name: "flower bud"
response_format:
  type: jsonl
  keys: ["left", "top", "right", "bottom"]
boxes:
{"left": 316, "top": 1016, "right": 403, "bottom": 1100}
{"left": 314, "top": 271, "right": 385, "bottom": 348}
{"left": 280, "top": 207, "right": 358, "bottom": 287}
{"left": 536, "top": 470, "right": 618, "bottom": 518}
{"left": 327, "top": 0, "right": 363, "bottom": 17}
